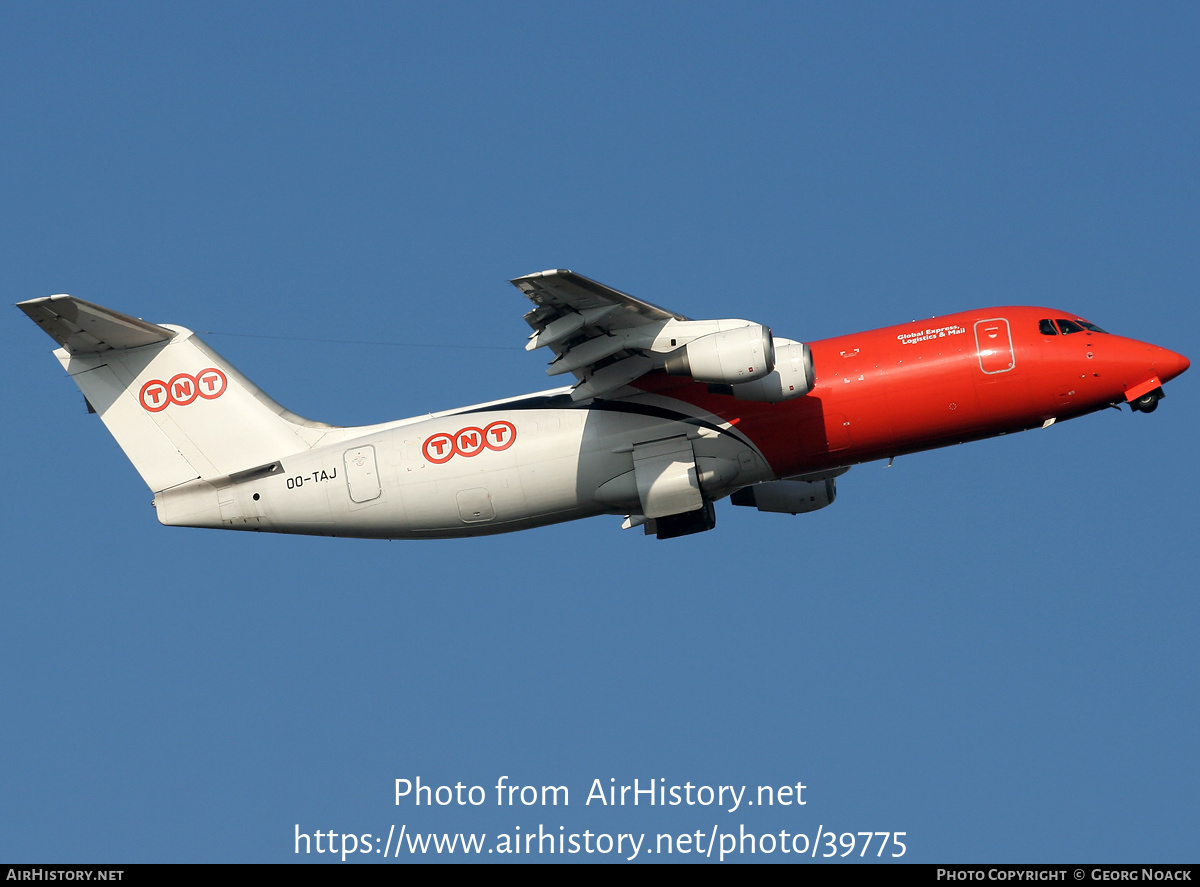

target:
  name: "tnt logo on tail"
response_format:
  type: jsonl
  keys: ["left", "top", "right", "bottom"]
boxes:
{"left": 139, "top": 368, "right": 228, "bottom": 412}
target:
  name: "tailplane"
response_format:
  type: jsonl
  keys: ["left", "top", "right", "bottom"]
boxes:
{"left": 19, "top": 295, "right": 334, "bottom": 492}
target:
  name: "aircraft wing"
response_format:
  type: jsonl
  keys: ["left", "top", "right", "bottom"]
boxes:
{"left": 511, "top": 269, "right": 693, "bottom": 400}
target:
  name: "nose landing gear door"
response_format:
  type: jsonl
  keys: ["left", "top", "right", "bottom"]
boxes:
{"left": 632, "top": 436, "right": 703, "bottom": 519}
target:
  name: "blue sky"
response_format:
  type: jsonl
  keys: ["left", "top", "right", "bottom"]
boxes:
{"left": 2, "top": 2, "right": 1196, "bottom": 863}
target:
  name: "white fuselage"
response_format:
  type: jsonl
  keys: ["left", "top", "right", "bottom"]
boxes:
{"left": 153, "top": 392, "right": 770, "bottom": 538}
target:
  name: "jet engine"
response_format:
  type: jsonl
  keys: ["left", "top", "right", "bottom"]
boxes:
{"left": 729, "top": 478, "right": 836, "bottom": 514}
{"left": 663, "top": 324, "right": 775, "bottom": 385}
{"left": 709, "top": 342, "right": 814, "bottom": 403}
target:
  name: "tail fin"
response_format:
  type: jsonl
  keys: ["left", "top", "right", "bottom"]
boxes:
{"left": 19, "top": 295, "right": 334, "bottom": 492}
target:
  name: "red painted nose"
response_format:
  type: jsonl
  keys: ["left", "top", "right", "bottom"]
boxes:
{"left": 1155, "top": 347, "right": 1190, "bottom": 383}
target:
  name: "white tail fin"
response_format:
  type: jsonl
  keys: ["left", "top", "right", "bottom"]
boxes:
{"left": 19, "top": 295, "right": 335, "bottom": 492}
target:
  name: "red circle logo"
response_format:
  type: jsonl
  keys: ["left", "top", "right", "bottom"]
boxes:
{"left": 137, "top": 367, "right": 228, "bottom": 411}
{"left": 422, "top": 433, "right": 456, "bottom": 464}
{"left": 483, "top": 420, "right": 516, "bottom": 451}
{"left": 166, "top": 373, "right": 199, "bottom": 406}
{"left": 454, "top": 426, "right": 486, "bottom": 458}
{"left": 196, "top": 368, "right": 228, "bottom": 399}
{"left": 139, "top": 380, "right": 170, "bottom": 412}
{"left": 420, "top": 421, "right": 518, "bottom": 463}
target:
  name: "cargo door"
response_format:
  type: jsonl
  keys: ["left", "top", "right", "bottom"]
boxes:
{"left": 344, "top": 445, "right": 381, "bottom": 503}
{"left": 975, "top": 318, "right": 1015, "bottom": 374}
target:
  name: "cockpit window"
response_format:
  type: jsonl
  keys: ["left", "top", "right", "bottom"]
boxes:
{"left": 1076, "top": 320, "right": 1108, "bottom": 333}
{"left": 1039, "top": 319, "right": 1058, "bottom": 335}
{"left": 1056, "top": 319, "right": 1086, "bottom": 335}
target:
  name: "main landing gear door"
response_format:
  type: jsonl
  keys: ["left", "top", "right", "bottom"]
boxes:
{"left": 633, "top": 436, "right": 703, "bottom": 519}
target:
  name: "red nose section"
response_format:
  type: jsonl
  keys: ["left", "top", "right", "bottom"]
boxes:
{"left": 1156, "top": 348, "right": 1191, "bottom": 383}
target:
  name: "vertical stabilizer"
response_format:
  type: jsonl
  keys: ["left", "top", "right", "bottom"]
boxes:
{"left": 19, "top": 295, "right": 334, "bottom": 492}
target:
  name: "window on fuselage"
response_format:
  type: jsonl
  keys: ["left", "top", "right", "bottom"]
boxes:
{"left": 1039, "top": 319, "right": 1058, "bottom": 335}
{"left": 1054, "top": 318, "right": 1108, "bottom": 335}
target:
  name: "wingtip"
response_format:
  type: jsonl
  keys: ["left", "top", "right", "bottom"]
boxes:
{"left": 15, "top": 294, "right": 71, "bottom": 309}
{"left": 511, "top": 268, "right": 573, "bottom": 284}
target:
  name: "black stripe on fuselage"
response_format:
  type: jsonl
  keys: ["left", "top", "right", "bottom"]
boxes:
{"left": 454, "top": 394, "right": 755, "bottom": 449}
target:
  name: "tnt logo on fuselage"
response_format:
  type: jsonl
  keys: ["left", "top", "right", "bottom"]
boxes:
{"left": 139, "top": 368, "right": 228, "bottom": 412}
{"left": 422, "top": 421, "right": 516, "bottom": 464}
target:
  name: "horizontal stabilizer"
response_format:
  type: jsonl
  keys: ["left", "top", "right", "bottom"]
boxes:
{"left": 17, "top": 295, "right": 175, "bottom": 354}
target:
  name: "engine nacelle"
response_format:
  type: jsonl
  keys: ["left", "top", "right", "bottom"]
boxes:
{"left": 663, "top": 324, "right": 774, "bottom": 385}
{"left": 729, "top": 478, "right": 836, "bottom": 514}
{"left": 717, "top": 342, "right": 814, "bottom": 402}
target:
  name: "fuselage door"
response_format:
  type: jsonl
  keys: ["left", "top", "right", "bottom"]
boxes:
{"left": 344, "top": 445, "right": 382, "bottom": 502}
{"left": 456, "top": 487, "right": 496, "bottom": 523}
{"left": 974, "top": 318, "right": 1015, "bottom": 374}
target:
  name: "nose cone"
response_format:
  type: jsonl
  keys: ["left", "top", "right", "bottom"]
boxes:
{"left": 1155, "top": 347, "right": 1190, "bottom": 383}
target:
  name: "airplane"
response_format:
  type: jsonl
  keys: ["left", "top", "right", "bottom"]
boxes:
{"left": 18, "top": 269, "right": 1190, "bottom": 540}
